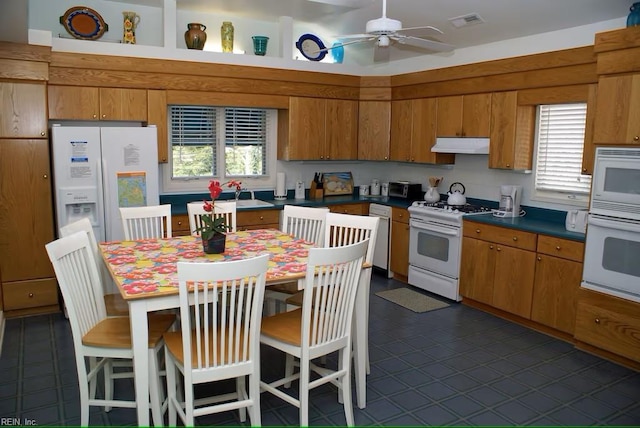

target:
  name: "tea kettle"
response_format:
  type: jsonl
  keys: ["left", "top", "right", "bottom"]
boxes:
{"left": 447, "top": 182, "right": 466, "bottom": 206}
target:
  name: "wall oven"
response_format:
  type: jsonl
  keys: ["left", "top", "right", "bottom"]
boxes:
{"left": 582, "top": 146, "right": 640, "bottom": 303}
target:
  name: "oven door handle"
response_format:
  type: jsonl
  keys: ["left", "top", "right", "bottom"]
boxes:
{"left": 588, "top": 215, "right": 640, "bottom": 233}
{"left": 410, "top": 219, "right": 459, "bottom": 236}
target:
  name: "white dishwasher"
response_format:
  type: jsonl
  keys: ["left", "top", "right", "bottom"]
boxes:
{"left": 369, "top": 203, "right": 392, "bottom": 278}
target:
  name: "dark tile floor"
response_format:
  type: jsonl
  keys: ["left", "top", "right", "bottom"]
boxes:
{"left": 1, "top": 272, "right": 640, "bottom": 426}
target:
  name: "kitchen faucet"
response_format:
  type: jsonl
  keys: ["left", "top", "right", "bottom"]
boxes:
{"left": 235, "top": 187, "right": 255, "bottom": 200}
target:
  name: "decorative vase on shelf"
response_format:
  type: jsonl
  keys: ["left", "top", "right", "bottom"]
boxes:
{"left": 628, "top": 2, "right": 640, "bottom": 27}
{"left": 252, "top": 36, "right": 269, "bottom": 55}
{"left": 221, "top": 21, "right": 234, "bottom": 53}
{"left": 122, "top": 11, "right": 140, "bottom": 44}
{"left": 202, "top": 233, "right": 226, "bottom": 254}
{"left": 185, "top": 23, "right": 207, "bottom": 50}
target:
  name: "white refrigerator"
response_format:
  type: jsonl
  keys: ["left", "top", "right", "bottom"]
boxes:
{"left": 51, "top": 125, "right": 160, "bottom": 242}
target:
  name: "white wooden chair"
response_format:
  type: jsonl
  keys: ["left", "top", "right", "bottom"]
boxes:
{"left": 260, "top": 239, "right": 369, "bottom": 426}
{"left": 187, "top": 200, "right": 237, "bottom": 235}
{"left": 45, "top": 231, "right": 175, "bottom": 426}
{"left": 119, "top": 204, "right": 173, "bottom": 240}
{"left": 163, "top": 254, "right": 269, "bottom": 426}
{"left": 59, "top": 217, "right": 127, "bottom": 316}
{"left": 265, "top": 205, "right": 330, "bottom": 315}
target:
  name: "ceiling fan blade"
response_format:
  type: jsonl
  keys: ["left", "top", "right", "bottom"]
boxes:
{"left": 373, "top": 45, "right": 390, "bottom": 62}
{"left": 307, "top": 0, "right": 372, "bottom": 7}
{"left": 394, "top": 35, "right": 455, "bottom": 52}
{"left": 314, "top": 37, "right": 375, "bottom": 53}
{"left": 334, "top": 33, "right": 373, "bottom": 40}
{"left": 396, "top": 25, "right": 444, "bottom": 35}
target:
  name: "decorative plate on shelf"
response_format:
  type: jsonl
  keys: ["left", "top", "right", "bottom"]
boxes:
{"left": 60, "top": 6, "right": 109, "bottom": 40}
{"left": 296, "top": 33, "right": 327, "bottom": 62}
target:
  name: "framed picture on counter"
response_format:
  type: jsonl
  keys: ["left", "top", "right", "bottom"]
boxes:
{"left": 323, "top": 172, "right": 354, "bottom": 196}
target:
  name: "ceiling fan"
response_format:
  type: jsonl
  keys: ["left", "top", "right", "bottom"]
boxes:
{"left": 331, "top": 0, "right": 455, "bottom": 59}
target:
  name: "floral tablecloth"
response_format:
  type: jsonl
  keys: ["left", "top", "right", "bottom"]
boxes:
{"left": 99, "top": 229, "right": 315, "bottom": 298}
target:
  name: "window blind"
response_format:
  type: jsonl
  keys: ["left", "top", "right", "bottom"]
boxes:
{"left": 224, "top": 108, "right": 267, "bottom": 175}
{"left": 169, "top": 105, "right": 217, "bottom": 177}
{"left": 535, "top": 104, "right": 591, "bottom": 195}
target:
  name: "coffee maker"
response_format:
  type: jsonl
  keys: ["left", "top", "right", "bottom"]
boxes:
{"left": 494, "top": 185, "right": 523, "bottom": 217}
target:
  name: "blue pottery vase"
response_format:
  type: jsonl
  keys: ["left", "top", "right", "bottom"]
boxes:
{"left": 628, "top": 2, "right": 640, "bottom": 27}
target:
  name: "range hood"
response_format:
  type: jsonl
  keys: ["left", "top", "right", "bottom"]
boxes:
{"left": 431, "top": 137, "right": 490, "bottom": 154}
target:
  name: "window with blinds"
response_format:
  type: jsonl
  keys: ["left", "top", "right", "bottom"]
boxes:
{"left": 168, "top": 106, "right": 270, "bottom": 182}
{"left": 534, "top": 103, "right": 591, "bottom": 200}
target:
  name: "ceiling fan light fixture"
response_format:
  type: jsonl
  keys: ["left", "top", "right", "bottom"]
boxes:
{"left": 377, "top": 35, "right": 390, "bottom": 47}
{"left": 365, "top": 17, "right": 402, "bottom": 34}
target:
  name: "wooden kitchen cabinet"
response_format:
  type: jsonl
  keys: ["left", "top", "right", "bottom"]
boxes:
{"left": 0, "top": 139, "right": 57, "bottom": 316}
{"left": 489, "top": 91, "right": 536, "bottom": 170}
{"left": 581, "top": 84, "right": 598, "bottom": 175}
{"left": 436, "top": 93, "right": 491, "bottom": 138}
{"left": 531, "top": 235, "right": 584, "bottom": 334}
{"left": 48, "top": 85, "right": 148, "bottom": 121}
{"left": 236, "top": 209, "right": 280, "bottom": 231}
{"left": 460, "top": 221, "right": 537, "bottom": 318}
{"left": 390, "top": 99, "right": 454, "bottom": 165}
{"left": 148, "top": 89, "right": 169, "bottom": 163}
{"left": 278, "top": 97, "right": 357, "bottom": 161}
{"left": 575, "top": 288, "right": 640, "bottom": 364}
{"left": 0, "top": 82, "right": 47, "bottom": 138}
{"left": 592, "top": 74, "right": 640, "bottom": 145}
{"left": 358, "top": 101, "right": 391, "bottom": 161}
{"left": 328, "top": 203, "right": 368, "bottom": 215}
{"left": 389, "top": 207, "right": 409, "bottom": 278}
{"left": 171, "top": 214, "right": 191, "bottom": 236}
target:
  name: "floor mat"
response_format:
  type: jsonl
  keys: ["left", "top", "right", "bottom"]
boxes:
{"left": 375, "top": 287, "right": 450, "bottom": 313}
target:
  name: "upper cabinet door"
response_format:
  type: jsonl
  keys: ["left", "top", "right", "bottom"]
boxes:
{"left": 48, "top": 85, "right": 100, "bottom": 120}
{"left": 358, "top": 101, "right": 390, "bottom": 161}
{"left": 582, "top": 83, "right": 598, "bottom": 175}
{"left": 326, "top": 99, "right": 358, "bottom": 160}
{"left": 0, "top": 83, "right": 47, "bottom": 138}
{"left": 389, "top": 100, "right": 412, "bottom": 162}
{"left": 436, "top": 95, "right": 463, "bottom": 137}
{"left": 287, "top": 97, "right": 326, "bottom": 160}
{"left": 436, "top": 93, "right": 491, "bottom": 137}
{"left": 593, "top": 74, "right": 640, "bottom": 145}
{"left": 489, "top": 91, "right": 535, "bottom": 170}
{"left": 99, "top": 88, "right": 148, "bottom": 121}
{"left": 147, "top": 90, "right": 168, "bottom": 163}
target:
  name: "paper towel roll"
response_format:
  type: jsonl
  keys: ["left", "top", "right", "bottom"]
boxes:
{"left": 275, "top": 172, "right": 286, "bottom": 199}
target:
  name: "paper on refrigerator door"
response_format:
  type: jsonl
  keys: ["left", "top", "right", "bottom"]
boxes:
{"left": 117, "top": 171, "right": 147, "bottom": 207}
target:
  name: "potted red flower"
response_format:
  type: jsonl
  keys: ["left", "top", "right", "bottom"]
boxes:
{"left": 197, "top": 179, "right": 242, "bottom": 254}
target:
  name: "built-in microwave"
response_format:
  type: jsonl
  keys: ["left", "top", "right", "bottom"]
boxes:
{"left": 590, "top": 146, "right": 640, "bottom": 221}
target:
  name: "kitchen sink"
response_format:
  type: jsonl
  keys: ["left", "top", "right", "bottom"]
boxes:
{"left": 235, "top": 199, "right": 274, "bottom": 208}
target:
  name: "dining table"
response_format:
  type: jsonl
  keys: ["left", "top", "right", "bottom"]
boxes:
{"left": 99, "top": 228, "right": 370, "bottom": 426}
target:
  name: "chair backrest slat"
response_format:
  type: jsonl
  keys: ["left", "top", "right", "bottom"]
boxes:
{"left": 324, "top": 212, "right": 379, "bottom": 264}
{"left": 119, "top": 204, "right": 172, "bottom": 240}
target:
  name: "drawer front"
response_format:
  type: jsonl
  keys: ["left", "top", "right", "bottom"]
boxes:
{"left": 237, "top": 209, "right": 280, "bottom": 227}
{"left": 537, "top": 235, "right": 584, "bottom": 262}
{"left": 391, "top": 207, "right": 409, "bottom": 224}
{"left": 171, "top": 214, "right": 191, "bottom": 236}
{"left": 329, "top": 203, "right": 367, "bottom": 215}
{"left": 3, "top": 278, "right": 59, "bottom": 310}
{"left": 463, "top": 221, "right": 537, "bottom": 251}
{"left": 575, "top": 289, "right": 640, "bottom": 363}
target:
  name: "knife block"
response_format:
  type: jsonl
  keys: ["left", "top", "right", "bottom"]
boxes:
{"left": 309, "top": 181, "right": 324, "bottom": 199}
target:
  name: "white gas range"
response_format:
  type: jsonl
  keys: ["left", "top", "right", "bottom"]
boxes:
{"left": 407, "top": 200, "right": 492, "bottom": 301}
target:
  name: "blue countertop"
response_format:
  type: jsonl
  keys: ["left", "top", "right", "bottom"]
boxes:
{"left": 161, "top": 191, "right": 584, "bottom": 242}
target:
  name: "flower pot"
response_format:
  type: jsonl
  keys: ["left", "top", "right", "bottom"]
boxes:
{"left": 202, "top": 233, "right": 226, "bottom": 254}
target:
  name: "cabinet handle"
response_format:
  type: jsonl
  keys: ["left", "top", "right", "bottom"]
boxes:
{"left": 594, "top": 318, "right": 600, "bottom": 324}
{"left": 384, "top": 156, "right": 388, "bottom": 160}
{"left": 496, "top": 246, "right": 501, "bottom": 252}
{"left": 475, "top": 229, "right": 481, "bottom": 234}
{"left": 512, "top": 236, "right": 518, "bottom": 241}
{"left": 489, "top": 245, "right": 494, "bottom": 250}
{"left": 326, "top": 155, "right": 330, "bottom": 159}
{"left": 41, "top": 131, "right": 46, "bottom": 136}
{"left": 29, "top": 293, "right": 34, "bottom": 298}
{"left": 537, "top": 256, "right": 542, "bottom": 261}
{"left": 398, "top": 213, "right": 403, "bottom": 218}
{"left": 320, "top": 156, "right": 324, "bottom": 159}
{"left": 556, "top": 246, "right": 561, "bottom": 250}
{"left": 634, "top": 136, "right": 639, "bottom": 141}
{"left": 259, "top": 216, "right": 264, "bottom": 220}
{"left": 177, "top": 221, "right": 182, "bottom": 226}
{"left": 506, "top": 164, "right": 511, "bottom": 168}
{"left": 93, "top": 114, "right": 97, "bottom": 119}
{"left": 410, "top": 158, "right": 415, "bottom": 162}
{"left": 102, "top": 114, "right": 106, "bottom": 118}
{"left": 43, "top": 174, "right": 48, "bottom": 179}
